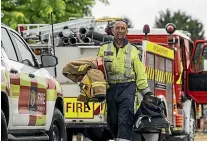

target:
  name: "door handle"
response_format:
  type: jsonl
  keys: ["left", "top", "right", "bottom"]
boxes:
{"left": 29, "top": 73, "right": 35, "bottom": 78}
{"left": 10, "top": 68, "right": 18, "bottom": 74}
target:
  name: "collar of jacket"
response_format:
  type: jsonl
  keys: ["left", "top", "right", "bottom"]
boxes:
{"left": 113, "top": 38, "right": 128, "bottom": 48}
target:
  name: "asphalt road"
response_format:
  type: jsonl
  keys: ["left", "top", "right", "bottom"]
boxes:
{"left": 195, "top": 131, "right": 207, "bottom": 141}
{"left": 72, "top": 132, "right": 207, "bottom": 141}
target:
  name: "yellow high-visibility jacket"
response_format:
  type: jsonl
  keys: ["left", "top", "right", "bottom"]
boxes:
{"left": 97, "top": 41, "right": 151, "bottom": 95}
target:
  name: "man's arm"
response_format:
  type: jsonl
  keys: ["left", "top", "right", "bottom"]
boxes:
{"left": 133, "top": 50, "right": 153, "bottom": 96}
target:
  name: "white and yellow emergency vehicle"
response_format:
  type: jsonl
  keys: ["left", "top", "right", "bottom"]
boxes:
{"left": 1, "top": 23, "right": 67, "bottom": 141}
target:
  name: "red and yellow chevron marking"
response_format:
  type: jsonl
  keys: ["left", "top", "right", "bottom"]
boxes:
{"left": 94, "top": 103, "right": 105, "bottom": 115}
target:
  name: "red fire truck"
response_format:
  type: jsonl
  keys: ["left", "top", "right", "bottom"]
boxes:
{"left": 17, "top": 18, "right": 207, "bottom": 140}
{"left": 126, "top": 23, "right": 207, "bottom": 140}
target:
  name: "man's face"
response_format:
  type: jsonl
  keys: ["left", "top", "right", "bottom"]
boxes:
{"left": 112, "top": 21, "right": 128, "bottom": 40}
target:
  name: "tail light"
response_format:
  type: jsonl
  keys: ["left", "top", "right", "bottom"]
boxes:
{"left": 19, "top": 26, "right": 25, "bottom": 32}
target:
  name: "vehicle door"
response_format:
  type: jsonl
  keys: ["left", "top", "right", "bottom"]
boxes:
{"left": 1, "top": 26, "right": 30, "bottom": 126}
{"left": 2, "top": 26, "right": 49, "bottom": 127}
{"left": 9, "top": 29, "right": 53, "bottom": 127}
{"left": 187, "top": 40, "right": 207, "bottom": 104}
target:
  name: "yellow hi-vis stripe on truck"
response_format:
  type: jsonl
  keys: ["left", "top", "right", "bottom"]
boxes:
{"left": 146, "top": 67, "right": 173, "bottom": 84}
{"left": 146, "top": 41, "right": 174, "bottom": 60}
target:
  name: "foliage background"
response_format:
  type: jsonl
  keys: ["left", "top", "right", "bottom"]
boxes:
{"left": 155, "top": 9, "right": 205, "bottom": 41}
{"left": 1, "top": 0, "right": 109, "bottom": 29}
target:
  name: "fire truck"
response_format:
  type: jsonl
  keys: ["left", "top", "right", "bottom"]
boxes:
{"left": 18, "top": 17, "right": 207, "bottom": 141}
{"left": 127, "top": 24, "right": 207, "bottom": 140}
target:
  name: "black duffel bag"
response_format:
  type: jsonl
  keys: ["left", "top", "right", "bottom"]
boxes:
{"left": 133, "top": 95, "right": 171, "bottom": 133}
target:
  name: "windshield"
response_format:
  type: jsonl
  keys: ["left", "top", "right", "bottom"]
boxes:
{"left": 200, "top": 46, "right": 207, "bottom": 71}
{"left": 192, "top": 43, "right": 207, "bottom": 71}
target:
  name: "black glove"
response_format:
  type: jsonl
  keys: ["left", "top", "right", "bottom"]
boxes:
{"left": 143, "top": 93, "right": 161, "bottom": 106}
{"left": 94, "top": 94, "right": 106, "bottom": 102}
{"left": 145, "top": 91, "right": 154, "bottom": 96}
{"left": 136, "top": 95, "right": 164, "bottom": 117}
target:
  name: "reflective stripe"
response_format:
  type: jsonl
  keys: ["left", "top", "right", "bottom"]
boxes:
{"left": 92, "top": 84, "right": 106, "bottom": 87}
{"left": 105, "top": 43, "right": 112, "bottom": 62}
{"left": 109, "top": 79, "right": 135, "bottom": 84}
{"left": 125, "top": 44, "right": 132, "bottom": 77}
{"left": 91, "top": 82, "right": 106, "bottom": 88}
{"left": 91, "top": 82, "right": 107, "bottom": 85}
{"left": 107, "top": 42, "right": 112, "bottom": 53}
{"left": 78, "top": 64, "right": 88, "bottom": 72}
{"left": 108, "top": 74, "right": 135, "bottom": 81}
{"left": 105, "top": 43, "right": 135, "bottom": 82}
{"left": 140, "top": 87, "right": 151, "bottom": 96}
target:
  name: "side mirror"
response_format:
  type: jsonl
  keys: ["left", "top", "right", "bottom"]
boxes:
{"left": 41, "top": 55, "right": 58, "bottom": 68}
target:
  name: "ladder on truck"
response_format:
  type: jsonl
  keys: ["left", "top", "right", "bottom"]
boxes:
{"left": 18, "top": 17, "right": 99, "bottom": 41}
{"left": 18, "top": 17, "right": 121, "bottom": 41}
{"left": 18, "top": 17, "right": 121, "bottom": 49}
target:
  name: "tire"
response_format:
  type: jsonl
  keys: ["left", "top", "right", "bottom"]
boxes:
{"left": 66, "top": 128, "right": 73, "bottom": 141}
{"left": 48, "top": 108, "right": 67, "bottom": 141}
{"left": 1, "top": 110, "right": 8, "bottom": 141}
{"left": 85, "top": 128, "right": 113, "bottom": 141}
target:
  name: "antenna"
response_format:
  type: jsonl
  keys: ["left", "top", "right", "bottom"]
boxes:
{"left": 51, "top": 12, "right": 57, "bottom": 77}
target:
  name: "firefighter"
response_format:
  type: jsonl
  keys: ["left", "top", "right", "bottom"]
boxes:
{"left": 97, "top": 20, "right": 153, "bottom": 141}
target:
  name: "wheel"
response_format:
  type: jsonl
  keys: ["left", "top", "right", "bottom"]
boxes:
{"left": 1, "top": 110, "right": 8, "bottom": 141}
{"left": 85, "top": 128, "right": 113, "bottom": 141}
{"left": 48, "top": 108, "right": 67, "bottom": 141}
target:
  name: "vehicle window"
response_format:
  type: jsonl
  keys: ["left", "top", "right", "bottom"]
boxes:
{"left": 1, "top": 28, "right": 18, "bottom": 61}
{"left": 200, "top": 47, "right": 207, "bottom": 71}
{"left": 11, "top": 31, "right": 35, "bottom": 67}
{"left": 202, "top": 47, "right": 207, "bottom": 59}
{"left": 192, "top": 43, "right": 202, "bottom": 71}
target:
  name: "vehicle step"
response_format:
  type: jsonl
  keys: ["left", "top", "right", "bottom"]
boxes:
{"left": 8, "top": 133, "right": 49, "bottom": 141}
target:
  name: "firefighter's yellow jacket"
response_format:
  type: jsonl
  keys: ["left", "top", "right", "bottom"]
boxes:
{"left": 97, "top": 42, "right": 151, "bottom": 95}
{"left": 62, "top": 57, "right": 107, "bottom": 102}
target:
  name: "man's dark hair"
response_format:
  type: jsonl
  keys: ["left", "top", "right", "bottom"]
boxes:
{"left": 114, "top": 19, "right": 128, "bottom": 25}
{"left": 113, "top": 19, "right": 128, "bottom": 29}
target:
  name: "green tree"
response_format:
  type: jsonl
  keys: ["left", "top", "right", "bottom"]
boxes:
{"left": 1, "top": 0, "right": 109, "bottom": 30}
{"left": 155, "top": 9, "right": 205, "bottom": 41}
